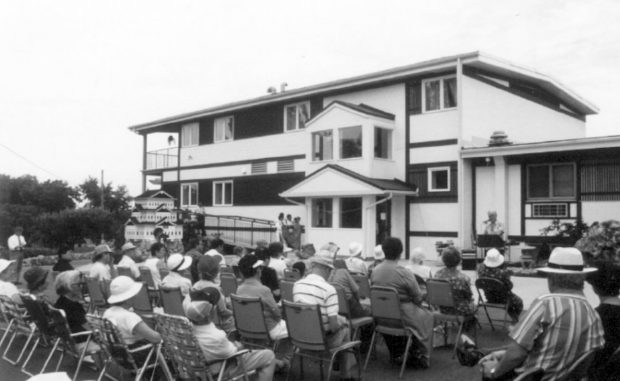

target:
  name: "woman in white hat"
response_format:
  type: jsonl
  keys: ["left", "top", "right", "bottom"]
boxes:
{"left": 161, "top": 253, "right": 193, "bottom": 296}
{"left": 345, "top": 241, "right": 368, "bottom": 275}
{"left": 477, "top": 248, "right": 524, "bottom": 322}
{"left": 102, "top": 276, "right": 161, "bottom": 347}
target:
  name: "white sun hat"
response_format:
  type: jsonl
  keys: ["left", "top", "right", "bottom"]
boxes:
{"left": 107, "top": 276, "right": 143, "bottom": 304}
{"left": 537, "top": 247, "right": 597, "bottom": 274}
{"left": 483, "top": 248, "right": 505, "bottom": 268}
{"left": 166, "top": 253, "right": 193, "bottom": 272}
{"left": 373, "top": 245, "right": 385, "bottom": 261}
{"left": 348, "top": 242, "right": 363, "bottom": 257}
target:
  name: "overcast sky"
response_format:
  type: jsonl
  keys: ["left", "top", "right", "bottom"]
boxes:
{"left": 1, "top": 0, "right": 619, "bottom": 196}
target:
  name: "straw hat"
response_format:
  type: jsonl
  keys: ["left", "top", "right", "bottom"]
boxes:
{"left": 373, "top": 245, "right": 385, "bottom": 261}
{"left": 310, "top": 249, "right": 335, "bottom": 269}
{"left": 537, "top": 247, "right": 597, "bottom": 274}
{"left": 121, "top": 242, "right": 136, "bottom": 252}
{"left": 483, "top": 248, "right": 505, "bottom": 268}
{"left": 0, "top": 259, "right": 15, "bottom": 274}
{"left": 348, "top": 242, "right": 363, "bottom": 257}
{"left": 166, "top": 253, "right": 192, "bottom": 272}
{"left": 107, "top": 276, "right": 143, "bottom": 304}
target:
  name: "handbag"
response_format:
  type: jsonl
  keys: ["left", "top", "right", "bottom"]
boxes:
{"left": 456, "top": 334, "right": 484, "bottom": 367}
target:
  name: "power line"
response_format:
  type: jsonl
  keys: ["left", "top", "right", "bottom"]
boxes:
{"left": 0, "top": 142, "right": 62, "bottom": 179}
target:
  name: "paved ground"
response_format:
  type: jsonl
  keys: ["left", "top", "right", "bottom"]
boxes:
{"left": 0, "top": 259, "right": 600, "bottom": 380}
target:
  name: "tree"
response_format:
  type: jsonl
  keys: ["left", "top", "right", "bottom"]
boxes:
{"left": 78, "top": 177, "right": 130, "bottom": 214}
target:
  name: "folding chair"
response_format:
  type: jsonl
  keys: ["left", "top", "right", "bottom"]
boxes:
{"left": 279, "top": 280, "right": 295, "bottom": 302}
{"left": 86, "top": 314, "right": 165, "bottom": 381}
{"left": 284, "top": 269, "right": 301, "bottom": 282}
{"left": 282, "top": 300, "right": 361, "bottom": 381}
{"left": 154, "top": 312, "right": 255, "bottom": 381}
{"left": 159, "top": 268, "right": 170, "bottom": 281}
{"left": 1, "top": 295, "right": 37, "bottom": 365}
{"left": 561, "top": 349, "right": 599, "bottom": 381}
{"left": 220, "top": 273, "right": 238, "bottom": 298}
{"left": 351, "top": 275, "right": 370, "bottom": 299}
{"left": 117, "top": 267, "right": 135, "bottom": 279}
{"left": 131, "top": 284, "right": 155, "bottom": 325}
{"left": 230, "top": 294, "right": 281, "bottom": 350}
{"left": 159, "top": 286, "right": 185, "bottom": 316}
{"left": 85, "top": 276, "right": 109, "bottom": 314}
{"left": 426, "top": 279, "right": 473, "bottom": 358}
{"left": 20, "top": 294, "right": 59, "bottom": 376}
{"left": 475, "top": 277, "right": 511, "bottom": 331}
{"left": 331, "top": 284, "right": 373, "bottom": 341}
{"left": 363, "top": 286, "right": 420, "bottom": 379}
{"left": 41, "top": 305, "right": 98, "bottom": 381}
{"left": 139, "top": 267, "right": 160, "bottom": 307}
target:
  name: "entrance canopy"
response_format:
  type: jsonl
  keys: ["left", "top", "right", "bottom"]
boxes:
{"left": 280, "top": 164, "right": 418, "bottom": 198}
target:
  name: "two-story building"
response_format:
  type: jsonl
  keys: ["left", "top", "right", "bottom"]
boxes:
{"left": 129, "top": 51, "right": 620, "bottom": 258}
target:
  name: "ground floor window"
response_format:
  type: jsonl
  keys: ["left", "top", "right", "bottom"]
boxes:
{"left": 181, "top": 183, "right": 198, "bottom": 207}
{"left": 527, "top": 163, "right": 575, "bottom": 200}
{"left": 213, "top": 180, "right": 233, "bottom": 206}
{"left": 312, "top": 198, "right": 333, "bottom": 227}
{"left": 340, "top": 197, "right": 362, "bottom": 228}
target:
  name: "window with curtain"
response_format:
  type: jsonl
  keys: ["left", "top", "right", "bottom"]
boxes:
{"left": 374, "top": 127, "right": 392, "bottom": 159}
{"left": 181, "top": 123, "right": 199, "bottom": 147}
{"left": 422, "top": 76, "right": 457, "bottom": 112}
{"left": 312, "top": 130, "right": 333, "bottom": 161}
{"left": 284, "top": 101, "right": 310, "bottom": 131}
{"left": 181, "top": 183, "right": 198, "bottom": 207}
{"left": 214, "top": 116, "right": 234, "bottom": 142}
{"left": 312, "top": 198, "right": 333, "bottom": 227}
{"left": 213, "top": 180, "right": 233, "bottom": 206}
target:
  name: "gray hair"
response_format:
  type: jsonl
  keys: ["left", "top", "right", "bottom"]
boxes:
{"left": 55, "top": 270, "right": 81, "bottom": 296}
{"left": 411, "top": 247, "right": 426, "bottom": 264}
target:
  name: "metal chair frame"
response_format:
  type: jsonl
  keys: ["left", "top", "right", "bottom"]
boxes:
{"left": 0, "top": 295, "right": 37, "bottom": 366}
{"left": 138, "top": 267, "right": 160, "bottom": 307}
{"left": 282, "top": 300, "right": 361, "bottom": 381}
{"left": 159, "top": 286, "right": 185, "bottom": 316}
{"left": 330, "top": 283, "right": 373, "bottom": 341}
{"left": 279, "top": 280, "right": 295, "bottom": 302}
{"left": 351, "top": 275, "right": 371, "bottom": 300}
{"left": 475, "top": 277, "right": 512, "bottom": 331}
{"left": 230, "top": 294, "right": 279, "bottom": 350}
{"left": 85, "top": 276, "right": 109, "bottom": 314}
{"left": 20, "top": 294, "right": 59, "bottom": 376}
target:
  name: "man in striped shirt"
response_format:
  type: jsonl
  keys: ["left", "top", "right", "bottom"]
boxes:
{"left": 293, "top": 249, "right": 358, "bottom": 380}
{"left": 479, "top": 248, "right": 604, "bottom": 381}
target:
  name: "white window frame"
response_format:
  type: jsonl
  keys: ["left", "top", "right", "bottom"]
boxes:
{"left": 214, "top": 116, "right": 234, "bottom": 143}
{"left": 284, "top": 101, "right": 311, "bottom": 132}
{"left": 180, "top": 183, "right": 198, "bottom": 207}
{"left": 181, "top": 123, "right": 199, "bottom": 147}
{"left": 421, "top": 75, "right": 457, "bottom": 113}
{"left": 428, "top": 166, "right": 450, "bottom": 192}
{"left": 213, "top": 180, "right": 233, "bottom": 206}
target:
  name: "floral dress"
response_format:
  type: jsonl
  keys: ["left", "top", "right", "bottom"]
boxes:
{"left": 477, "top": 264, "right": 524, "bottom": 321}
{"left": 433, "top": 267, "right": 477, "bottom": 316}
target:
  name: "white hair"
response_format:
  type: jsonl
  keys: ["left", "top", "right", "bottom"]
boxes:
{"left": 411, "top": 247, "right": 426, "bottom": 264}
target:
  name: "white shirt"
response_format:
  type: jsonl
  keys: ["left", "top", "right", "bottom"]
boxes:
{"left": 345, "top": 257, "right": 368, "bottom": 275}
{"left": 89, "top": 262, "right": 111, "bottom": 281}
{"left": 161, "top": 272, "right": 192, "bottom": 296}
{"left": 193, "top": 322, "right": 237, "bottom": 360}
{"left": 7, "top": 234, "right": 26, "bottom": 251}
{"left": 405, "top": 264, "right": 433, "bottom": 281}
{"left": 268, "top": 257, "right": 287, "bottom": 280}
{"left": 0, "top": 280, "right": 19, "bottom": 298}
{"left": 143, "top": 258, "right": 163, "bottom": 287}
{"left": 117, "top": 255, "right": 140, "bottom": 279}
{"left": 103, "top": 306, "right": 144, "bottom": 345}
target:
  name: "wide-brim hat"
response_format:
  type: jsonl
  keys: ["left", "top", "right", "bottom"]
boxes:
{"left": 184, "top": 300, "right": 214, "bottom": 323}
{"left": 108, "top": 276, "right": 143, "bottom": 304}
{"left": 121, "top": 242, "right": 136, "bottom": 252}
{"left": 167, "top": 253, "right": 192, "bottom": 272}
{"left": 373, "top": 245, "right": 385, "bottom": 261}
{"left": 0, "top": 259, "right": 15, "bottom": 274}
{"left": 348, "top": 242, "right": 363, "bottom": 257}
{"left": 483, "top": 248, "right": 505, "bottom": 268}
{"left": 24, "top": 267, "right": 49, "bottom": 289}
{"left": 310, "top": 249, "right": 335, "bottom": 269}
{"left": 94, "top": 244, "right": 113, "bottom": 255}
{"left": 537, "top": 247, "right": 597, "bottom": 274}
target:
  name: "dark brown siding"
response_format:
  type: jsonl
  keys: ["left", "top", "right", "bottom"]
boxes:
{"left": 407, "top": 161, "right": 458, "bottom": 203}
{"left": 161, "top": 183, "right": 179, "bottom": 206}
{"left": 234, "top": 172, "right": 306, "bottom": 206}
{"left": 198, "top": 118, "right": 214, "bottom": 145}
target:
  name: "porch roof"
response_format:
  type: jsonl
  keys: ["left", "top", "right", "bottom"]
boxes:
{"left": 460, "top": 135, "right": 620, "bottom": 159}
{"left": 279, "top": 164, "right": 417, "bottom": 198}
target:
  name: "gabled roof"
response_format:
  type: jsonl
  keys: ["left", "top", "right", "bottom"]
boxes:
{"left": 326, "top": 101, "right": 395, "bottom": 120}
{"left": 135, "top": 190, "right": 175, "bottom": 200}
{"left": 129, "top": 51, "right": 597, "bottom": 133}
{"left": 280, "top": 164, "right": 417, "bottom": 198}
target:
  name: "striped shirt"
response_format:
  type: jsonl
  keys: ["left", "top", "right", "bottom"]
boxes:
{"left": 510, "top": 293, "right": 605, "bottom": 381}
{"left": 293, "top": 273, "right": 339, "bottom": 330}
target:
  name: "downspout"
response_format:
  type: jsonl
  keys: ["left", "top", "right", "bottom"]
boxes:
{"left": 283, "top": 197, "right": 305, "bottom": 206}
{"left": 366, "top": 193, "right": 393, "bottom": 209}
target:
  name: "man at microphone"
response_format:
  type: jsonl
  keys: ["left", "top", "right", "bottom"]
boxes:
{"left": 483, "top": 210, "right": 504, "bottom": 240}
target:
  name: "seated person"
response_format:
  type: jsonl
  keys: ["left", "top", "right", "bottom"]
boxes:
{"left": 267, "top": 242, "right": 288, "bottom": 280}
{"left": 255, "top": 247, "right": 280, "bottom": 301}
{"left": 24, "top": 266, "right": 51, "bottom": 300}
{"left": 367, "top": 245, "right": 385, "bottom": 278}
{"left": 185, "top": 287, "right": 277, "bottom": 381}
{"left": 191, "top": 255, "right": 234, "bottom": 334}
{"left": 117, "top": 242, "right": 141, "bottom": 280}
{"left": 292, "top": 261, "right": 306, "bottom": 278}
{"left": 236, "top": 255, "right": 288, "bottom": 340}
{"left": 103, "top": 276, "right": 161, "bottom": 362}
{"left": 0, "top": 259, "right": 19, "bottom": 300}
{"left": 477, "top": 248, "right": 524, "bottom": 322}
{"left": 143, "top": 242, "right": 167, "bottom": 288}
{"left": 329, "top": 259, "right": 368, "bottom": 318}
{"left": 161, "top": 253, "right": 192, "bottom": 296}
{"left": 345, "top": 242, "right": 368, "bottom": 275}
{"left": 479, "top": 248, "right": 604, "bottom": 381}
{"left": 405, "top": 247, "right": 433, "bottom": 281}
{"left": 230, "top": 245, "right": 248, "bottom": 267}
{"left": 52, "top": 245, "right": 74, "bottom": 273}
{"left": 89, "top": 244, "right": 113, "bottom": 281}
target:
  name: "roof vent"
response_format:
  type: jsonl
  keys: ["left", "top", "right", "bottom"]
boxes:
{"left": 267, "top": 86, "right": 277, "bottom": 95}
{"left": 488, "top": 130, "right": 512, "bottom": 147}
{"left": 280, "top": 82, "right": 288, "bottom": 92}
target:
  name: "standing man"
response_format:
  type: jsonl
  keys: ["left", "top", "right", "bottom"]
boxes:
{"left": 483, "top": 210, "right": 505, "bottom": 239}
{"left": 6, "top": 226, "right": 26, "bottom": 284}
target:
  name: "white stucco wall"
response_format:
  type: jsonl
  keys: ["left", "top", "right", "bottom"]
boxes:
{"left": 409, "top": 110, "right": 459, "bottom": 144}
{"left": 409, "top": 203, "right": 459, "bottom": 232}
{"left": 409, "top": 144, "right": 459, "bottom": 164}
{"left": 507, "top": 165, "right": 522, "bottom": 237}
{"left": 409, "top": 237, "right": 448, "bottom": 262}
{"left": 582, "top": 201, "right": 620, "bottom": 224}
{"left": 461, "top": 75, "right": 585, "bottom": 147}
{"left": 475, "top": 166, "right": 495, "bottom": 235}
{"left": 391, "top": 196, "right": 406, "bottom": 244}
{"left": 323, "top": 84, "right": 406, "bottom": 181}
{"left": 179, "top": 157, "right": 306, "bottom": 181}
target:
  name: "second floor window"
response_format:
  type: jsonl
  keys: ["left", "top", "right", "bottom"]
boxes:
{"left": 213, "top": 180, "right": 233, "bottom": 206}
{"left": 214, "top": 116, "right": 234, "bottom": 143}
{"left": 527, "top": 163, "right": 575, "bottom": 200}
{"left": 181, "top": 123, "right": 199, "bottom": 147}
{"left": 313, "top": 130, "right": 333, "bottom": 161}
{"left": 285, "top": 102, "right": 310, "bottom": 131}
{"left": 423, "top": 76, "right": 457, "bottom": 112}
{"left": 340, "top": 126, "right": 362, "bottom": 159}
{"left": 181, "top": 183, "right": 198, "bottom": 207}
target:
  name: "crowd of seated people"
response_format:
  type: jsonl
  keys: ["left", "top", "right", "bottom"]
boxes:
{"left": 4, "top": 230, "right": 620, "bottom": 381}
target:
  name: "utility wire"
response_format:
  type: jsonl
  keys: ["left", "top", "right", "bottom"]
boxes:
{"left": 0, "top": 142, "right": 62, "bottom": 179}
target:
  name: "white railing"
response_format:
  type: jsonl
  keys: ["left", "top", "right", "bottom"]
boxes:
{"left": 146, "top": 147, "right": 178, "bottom": 170}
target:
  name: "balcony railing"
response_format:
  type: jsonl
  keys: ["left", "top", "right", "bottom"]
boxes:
{"left": 146, "top": 147, "right": 178, "bottom": 170}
